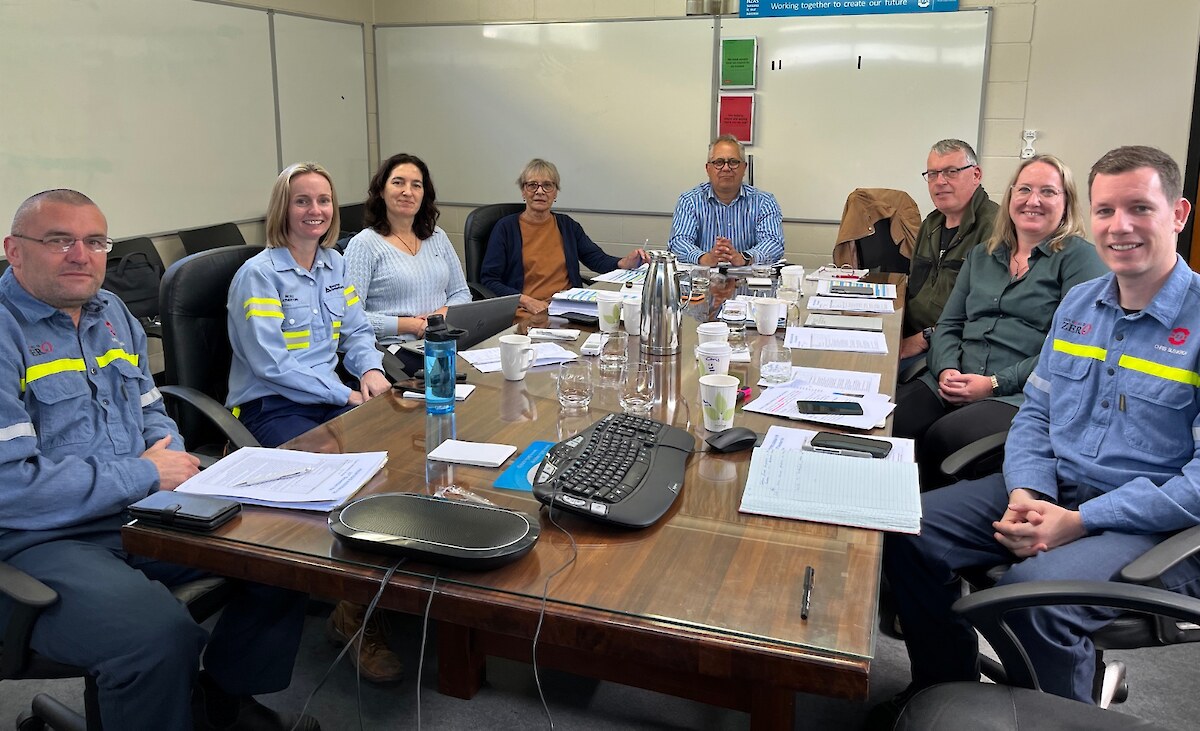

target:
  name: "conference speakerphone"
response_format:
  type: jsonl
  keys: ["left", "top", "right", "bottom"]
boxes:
{"left": 329, "top": 493, "right": 540, "bottom": 570}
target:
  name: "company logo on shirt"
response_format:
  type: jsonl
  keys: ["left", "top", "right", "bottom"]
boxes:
{"left": 282, "top": 294, "right": 300, "bottom": 306}
{"left": 324, "top": 283, "right": 343, "bottom": 294}
{"left": 1060, "top": 318, "right": 1093, "bottom": 336}
{"left": 27, "top": 340, "right": 53, "bottom": 357}
{"left": 1169, "top": 328, "right": 1190, "bottom": 346}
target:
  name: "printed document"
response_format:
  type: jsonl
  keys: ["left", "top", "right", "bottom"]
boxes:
{"left": 784, "top": 326, "right": 888, "bottom": 354}
{"left": 743, "top": 384, "right": 895, "bottom": 430}
{"left": 460, "top": 342, "right": 578, "bottom": 373}
{"left": 806, "top": 296, "right": 895, "bottom": 314}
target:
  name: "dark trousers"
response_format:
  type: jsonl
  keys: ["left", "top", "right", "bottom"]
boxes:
{"left": 1, "top": 529, "right": 307, "bottom": 730}
{"left": 892, "top": 379, "right": 1019, "bottom": 490}
{"left": 238, "top": 394, "right": 355, "bottom": 448}
{"left": 884, "top": 474, "right": 1200, "bottom": 702}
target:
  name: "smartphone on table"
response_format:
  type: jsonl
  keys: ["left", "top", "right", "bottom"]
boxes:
{"left": 795, "top": 400, "right": 864, "bottom": 416}
{"left": 810, "top": 431, "right": 893, "bottom": 458}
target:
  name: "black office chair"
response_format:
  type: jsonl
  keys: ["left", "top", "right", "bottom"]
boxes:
{"left": 855, "top": 216, "right": 913, "bottom": 274}
{"left": 0, "top": 559, "right": 230, "bottom": 731}
{"left": 104, "top": 237, "right": 164, "bottom": 338}
{"left": 338, "top": 202, "right": 365, "bottom": 238}
{"left": 158, "top": 245, "right": 262, "bottom": 457}
{"left": 177, "top": 222, "right": 247, "bottom": 257}
{"left": 895, "top": 579, "right": 1200, "bottom": 730}
{"left": 462, "top": 202, "right": 524, "bottom": 300}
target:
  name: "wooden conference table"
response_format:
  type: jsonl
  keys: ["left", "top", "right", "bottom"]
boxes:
{"left": 123, "top": 273, "right": 905, "bottom": 730}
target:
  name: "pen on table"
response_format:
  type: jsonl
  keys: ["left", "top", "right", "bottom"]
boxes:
{"left": 830, "top": 391, "right": 864, "bottom": 398}
{"left": 231, "top": 467, "right": 313, "bottom": 488}
{"left": 801, "top": 444, "right": 873, "bottom": 459}
{"left": 801, "top": 566, "right": 814, "bottom": 620}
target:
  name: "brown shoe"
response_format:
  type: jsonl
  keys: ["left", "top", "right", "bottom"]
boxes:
{"left": 325, "top": 600, "right": 405, "bottom": 684}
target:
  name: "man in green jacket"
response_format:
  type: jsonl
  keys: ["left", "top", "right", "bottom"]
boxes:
{"left": 899, "top": 139, "right": 1000, "bottom": 362}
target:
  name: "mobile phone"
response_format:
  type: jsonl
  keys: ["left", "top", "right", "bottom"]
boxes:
{"left": 795, "top": 400, "right": 864, "bottom": 416}
{"left": 580, "top": 333, "right": 604, "bottom": 356}
{"left": 562, "top": 312, "right": 599, "bottom": 326}
{"left": 810, "top": 431, "right": 892, "bottom": 458}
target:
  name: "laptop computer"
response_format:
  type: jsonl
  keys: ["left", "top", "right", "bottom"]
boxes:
{"left": 395, "top": 294, "right": 521, "bottom": 355}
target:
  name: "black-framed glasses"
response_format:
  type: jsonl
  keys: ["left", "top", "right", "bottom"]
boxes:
{"left": 921, "top": 164, "right": 976, "bottom": 182}
{"left": 522, "top": 182, "right": 557, "bottom": 193}
{"left": 707, "top": 158, "right": 744, "bottom": 170}
{"left": 10, "top": 234, "right": 114, "bottom": 254}
{"left": 1012, "top": 184, "right": 1062, "bottom": 200}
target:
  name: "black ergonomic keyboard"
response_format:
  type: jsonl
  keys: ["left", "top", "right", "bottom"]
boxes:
{"left": 532, "top": 413, "right": 694, "bottom": 528}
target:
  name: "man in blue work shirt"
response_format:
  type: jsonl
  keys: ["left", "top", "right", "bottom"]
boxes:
{"left": 0, "top": 190, "right": 317, "bottom": 730}
{"left": 667, "top": 134, "right": 784, "bottom": 266}
{"left": 872, "top": 146, "right": 1200, "bottom": 724}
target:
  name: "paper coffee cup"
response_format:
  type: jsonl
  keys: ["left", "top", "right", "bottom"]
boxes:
{"left": 623, "top": 296, "right": 642, "bottom": 336}
{"left": 696, "top": 321, "right": 730, "bottom": 345}
{"left": 699, "top": 374, "right": 738, "bottom": 432}
{"left": 753, "top": 298, "right": 785, "bottom": 336}
{"left": 596, "top": 291, "right": 623, "bottom": 333}
{"left": 696, "top": 341, "right": 732, "bottom": 376}
{"left": 781, "top": 265, "right": 805, "bottom": 290}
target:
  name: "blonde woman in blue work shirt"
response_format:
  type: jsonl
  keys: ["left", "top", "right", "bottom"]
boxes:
{"left": 226, "top": 162, "right": 389, "bottom": 448}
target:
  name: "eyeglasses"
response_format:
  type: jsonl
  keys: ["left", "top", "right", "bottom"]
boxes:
{"left": 707, "top": 158, "right": 744, "bottom": 170}
{"left": 921, "top": 164, "right": 976, "bottom": 182}
{"left": 10, "top": 234, "right": 114, "bottom": 254}
{"left": 1012, "top": 184, "right": 1063, "bottom": 200}
{"left": 522, "top": 182, "right": 557, "bottom": 193}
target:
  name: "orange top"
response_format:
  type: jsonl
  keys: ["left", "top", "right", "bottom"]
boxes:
{"left": 520, "top": 215, "right": 569, "bottom": 303}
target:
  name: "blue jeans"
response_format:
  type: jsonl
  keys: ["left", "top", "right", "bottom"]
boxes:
{"left": 238, "top": 394, "right": 355, "bottom": 447}
{"left": 884, "top": 473, "right": 1200, "bottom": 702}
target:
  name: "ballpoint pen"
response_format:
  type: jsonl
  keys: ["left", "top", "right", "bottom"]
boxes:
{"left": 231, "top": 467, "right": 313, "bottom": 488}
{"left": 801, "top": 566, "right": 814, "bottom": 620}
{"left": 801, "top": 444, "right": 873, "bottom": 459}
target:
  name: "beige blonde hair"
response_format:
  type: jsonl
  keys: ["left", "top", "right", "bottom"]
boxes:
{"left": 987, "top": 154, "right": 1085, "bottom": 255}
{"left": 265, "top": 162, "right": 341, "bottom": 249}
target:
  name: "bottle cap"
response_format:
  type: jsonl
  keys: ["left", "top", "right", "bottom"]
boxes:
{"left": 424, "top": 314, "right": 467, "bottom": 343}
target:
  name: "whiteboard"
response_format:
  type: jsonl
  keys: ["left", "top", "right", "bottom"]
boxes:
{"left": 0, "top": 0, "right": 277, "bottom": 238}
{"left": 274, "top": 13, "right": 371, "bottom": 205}
{"left": 376, "top": 19, "right": 716, "bottom": 215}
{"left": 722, "top": 11, "right": 990, "bottom": 222}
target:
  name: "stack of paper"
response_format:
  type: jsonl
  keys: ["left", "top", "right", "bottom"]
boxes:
{"left": 743, "top": 383, "right": 895, "bottom": 430}
{"left": 176, "top": 447, "right": 387, "bottom": 511}
{"left": 739, "top": 448, "right": 921, "bottom": 533}
{"left": 427, "top": 439, "right": 516, "bottom": 467}
{"left": 460, "top": 342, "right": 579, "bottom": 373}
{"left": 548, "top": 288, "right": 602, "bottom": 317}
{"left": 401, "top": 384, "right": 476, "bottom": 401}
{"left": 784, "top": 326, "right": 888, "bottom": 354}
{"left": 806, "top": 296, "right": 895, "bottom": 314}
{"left": 756, "top": 365, "right": 881, "bottom": 393}
{"left": 592, "top": 265, "right": 648, "bottom": 285}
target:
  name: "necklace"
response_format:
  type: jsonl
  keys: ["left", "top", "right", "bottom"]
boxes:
{"left": 1010, "top": 254, "right": 1029, "bottom": 280}
{"left": 392, "top": 233, "right": 416, "bottom": 256}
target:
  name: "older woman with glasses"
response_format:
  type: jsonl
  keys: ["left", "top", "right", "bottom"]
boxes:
{"left": 892, "top": 154, "right": 1108, "bottom": 490}
{"left": 480, "top": 158, "right": 647, "bottom": 314}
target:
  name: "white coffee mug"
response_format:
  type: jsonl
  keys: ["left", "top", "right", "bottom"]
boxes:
{"left": 499, "top": 334, "right": 536, "bottom": 381}
{"left": 596, "top": 291, "right": 624, "bottom": 333}
{"left": 622, "top": 296, "right": 642, "bottom": 336}
{"left": 696, "top": 341, "right": 732, "bottom": 376}
{"left": 753, "top": 298, "right": 785, "bottom": 336}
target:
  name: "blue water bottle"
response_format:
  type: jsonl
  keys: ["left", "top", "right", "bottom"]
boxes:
{"left": 423, "top": 314, "right": 465, "bottom": 414}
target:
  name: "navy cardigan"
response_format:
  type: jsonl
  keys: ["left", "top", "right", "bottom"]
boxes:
{"left": 480, "top": 212, "right": 620, "bottom": 297}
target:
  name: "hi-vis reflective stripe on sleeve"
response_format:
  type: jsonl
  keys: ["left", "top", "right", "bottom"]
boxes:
{"left": 283, "top": 330, "right": 311, "bottom": 350}
{"left": 332, "top": 320, "right": 342, "bottom": 341}
{"left": 95, "top": 349, "right": 138, "bottom": 369}
{"left": 140, "top": 386, "right": 163, "bottom": 407}
{"left": 0, "top": 422, "right": 35, "bottom": 442}
{"left": 345, "top": 286, "right": 360, "bottom": 307}
{"left": 1118, "top": 354, "right": 1200, "bottom": 387}
{"left": 1052, "top": 339, "right": 1107, "bottom": 362}
{"left": 1027, "top": 370, "right": 1051, "bottom": 393}
{"left": 21, "top": 358, "right": 87, "bottom": 390}
{"left": 244, "top": 297, "right": 283, "bottom": 320}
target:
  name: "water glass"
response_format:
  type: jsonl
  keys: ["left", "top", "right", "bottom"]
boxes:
{"left": 557, "top": 361, "right": 593, "bottom": 410}
{"left": 723, "top": 300, "right": 748, "bottom": 353}
{"left": 751, "top": 261, "right": 773, "bottom": 278}
{"left": 599, "top": 331, "right": 629, "bottom": 375}
{"left": 775, "top": 286, "right": 801, "bottom": 326}
{"left": 691, "top": 266, "right": 712, "bottom": 291}
{"left": 760, "top": 344, "right": 793, "bottom": 385}
{"left": 619, "top": 363, "right": 654, "bottom": 414}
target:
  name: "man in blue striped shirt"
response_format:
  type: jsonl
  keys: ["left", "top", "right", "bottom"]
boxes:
{"left": 667, "top": 135, "right": 784, "bottom": 266}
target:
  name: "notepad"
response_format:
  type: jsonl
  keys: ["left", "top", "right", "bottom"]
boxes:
{"left": 427, "top": 439, "right": 517, "bottom": 468}
{"left": 401, "top": 384, "right": 476, "bottom": 401}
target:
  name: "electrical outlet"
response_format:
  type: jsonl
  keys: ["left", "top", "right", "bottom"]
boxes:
{"left": 1020, "top": 129, "right": 1037, "bottom": 159}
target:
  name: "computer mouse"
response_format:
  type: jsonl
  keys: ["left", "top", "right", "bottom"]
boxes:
{"left": 705, "top": 426, "right": 759, "bottom": 453}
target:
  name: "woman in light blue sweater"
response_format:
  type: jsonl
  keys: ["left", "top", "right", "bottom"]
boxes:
{"left": 344, "top": 153, "right": 470, "bottom": 349}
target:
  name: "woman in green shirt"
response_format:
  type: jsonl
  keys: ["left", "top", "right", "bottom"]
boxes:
{"left": 893, "top": 154, "right": 1108, "bottom": 490}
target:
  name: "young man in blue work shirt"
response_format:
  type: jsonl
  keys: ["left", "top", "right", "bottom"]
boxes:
{"left": 0, "top": 189, "right": 318, "bottom": 730}
{"left": 872, "top": 146, "right": 1200, "bottom": 725}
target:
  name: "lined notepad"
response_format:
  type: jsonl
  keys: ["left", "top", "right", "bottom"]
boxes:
{"left": 739, "top": 448, "right": 921, "bottom": 533}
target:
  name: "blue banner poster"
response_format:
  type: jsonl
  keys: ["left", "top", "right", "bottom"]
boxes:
{"left": 742, "top": 0, "right": 958, "bottom": 18}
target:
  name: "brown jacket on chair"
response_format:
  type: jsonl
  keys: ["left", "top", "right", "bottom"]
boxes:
{"left": 832, "top": 188, "right": 921, "bottom": 268}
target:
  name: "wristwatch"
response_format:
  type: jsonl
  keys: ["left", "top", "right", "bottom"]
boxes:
{"left": 990, "top": 375, "right": 1000, "bottom": 394}
{"left": 921, "top": 326, "right": 934, "bottom": 342}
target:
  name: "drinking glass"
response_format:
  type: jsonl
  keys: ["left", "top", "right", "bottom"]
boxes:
{"left": 557, "top": 361, "right": 593, "bottom": 410}
{"left": 690, "top": 266, "right": 711, "bottom": 291}
{"left": 619, "top": 363, "right": 654, "bottom": 414}
{"left": 775, "top": 286, "right": 801, "bottom": 327}
{"left": 760, "top": 344, "right": 793, "bottom": 385}
{"left": 723, "top": 300, "right": 748, "bottom": 353}
{"left": 599, "top": 331, "right": 628, "bottom": 375}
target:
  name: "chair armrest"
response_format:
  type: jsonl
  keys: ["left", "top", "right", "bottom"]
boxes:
{"left": 898, "top": 356, "right": 928, "bottom": 384}
{"left": 1120, "top": 523, "right": 1200, "bottom": 584}
{"left": 378, "top": 347, "right": 414, "bottom": 381}
{"left": 0, "top": 561, "right": 58, "bottom": 679}
{"left": 939, "top": 431, "right": 1008, "bottom": 478}
{"left": 159, "top": 385, "right": 258, "bottom": 450}
{"left": 952, "top": 580, "right": 1200, "bottom": 691}
{"left": 468, "top": 282, "right": 496, "bottom": 301}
